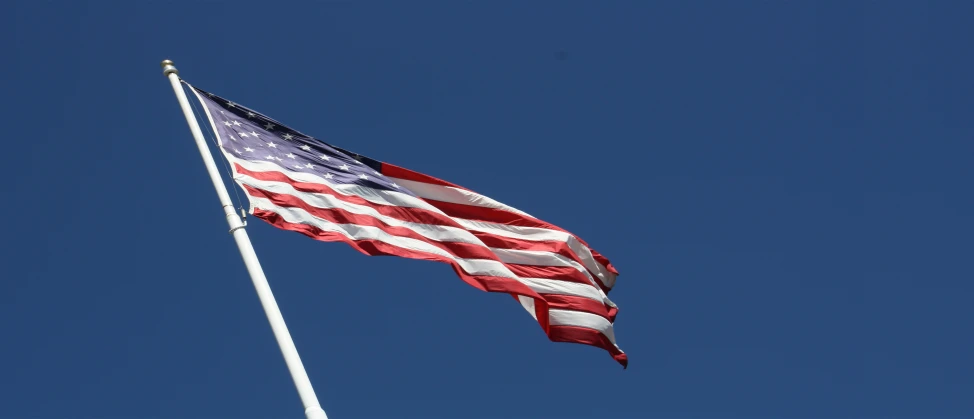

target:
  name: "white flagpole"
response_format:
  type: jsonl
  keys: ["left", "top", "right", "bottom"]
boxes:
{"left": 160, "top": 59, "right": 329, "bottom": 419}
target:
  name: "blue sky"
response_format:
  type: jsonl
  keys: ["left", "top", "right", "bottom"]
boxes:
{"left": 2, "top": 1, "right": 973, "bottom": 418}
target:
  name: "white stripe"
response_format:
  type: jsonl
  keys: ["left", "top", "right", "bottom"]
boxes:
{"left": 455, "top": 218, "right": 570, "bottom": 242}
{"left": 563, "top": 236, "right": 616, "bottom": 289}
{"left": 491, "top": 247, "right": 581, "bottom": 268}
{"left": 517, "top": 277, "right": 606, "bottom": 302}
{"left": 388, "top": 177, "right": 534, "bottom": 217}
{"left": 549, "top": 309, "right": 620, "bottom": 347}
{"left": 518, "top": 296, "right": 538, "bottom": 320}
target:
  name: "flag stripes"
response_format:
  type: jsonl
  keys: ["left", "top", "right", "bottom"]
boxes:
{"left": 188, "top": 84, "right": 628, "bottom": 367}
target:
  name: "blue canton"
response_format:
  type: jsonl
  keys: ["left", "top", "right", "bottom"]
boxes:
{"left": 189, "top": 83, "right": 410, "bottom": 195}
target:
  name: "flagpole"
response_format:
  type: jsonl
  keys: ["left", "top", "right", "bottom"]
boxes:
{"left": 160, "top": 59, "right": 329, "bottom": 419}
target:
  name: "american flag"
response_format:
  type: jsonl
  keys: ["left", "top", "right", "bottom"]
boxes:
{"left": 186, "top": 82, "right": 627, "bottom": 367}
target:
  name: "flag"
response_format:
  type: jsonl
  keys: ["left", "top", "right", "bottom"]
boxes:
{"left": 185, "top": 82, "right": 627, "bottom": 367}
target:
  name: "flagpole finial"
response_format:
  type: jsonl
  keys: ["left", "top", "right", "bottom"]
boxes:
{"left": 161, "top": 59, "right": 178, "bottom": 76}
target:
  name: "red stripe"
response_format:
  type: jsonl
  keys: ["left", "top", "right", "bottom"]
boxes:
{"left": 542, "top": 294, "right": 613, "bottom": 319}
{"left": 606, "top": 306, "right": 618, "bottom": 323}
{"left": 423, "top": 199, "right": 566, "bottom": 231}
{"left": 549, "top": 325, "right": 627, "bottom": 368}
{"left": 380, "top": 162, "right": 467, "bottom": 189}
{"left": 471, "top": 231, "right": 573, "bottom": 254}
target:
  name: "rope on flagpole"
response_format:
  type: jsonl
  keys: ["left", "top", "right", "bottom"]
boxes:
{"left": 186, "top": 83, "right": 248, "bottom": 216}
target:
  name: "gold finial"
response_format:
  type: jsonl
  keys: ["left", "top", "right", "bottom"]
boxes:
{"left": 161, "top": 59, "right": 178, "bottom": 76}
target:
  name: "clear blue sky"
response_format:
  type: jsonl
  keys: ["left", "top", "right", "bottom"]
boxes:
{"left": 2, "top": 1, "right": 972, "bottom": 418}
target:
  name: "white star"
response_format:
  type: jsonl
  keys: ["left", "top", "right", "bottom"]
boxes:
{"left": 267, "top": 142, "right": 277, "bottom": 148}
{"left": 264, "top": 122, "right": 275, "bottom": 130}
{"left": 339, "top": 164, "right": 349, "bottom": 171}
{"left": 358, "top": 173, "right": 369, "bottom": 180}
{"left": 283, "top": 133, "right": 293, "bottom": 140}
{"left": 391, "top": 182, "right": 400, "bottom": 189}
{"left": 305, "top": 163, "right": 315, "bottom": 169}
{"left": 373, "top": 170, "right": 382, "bottom": 176}
{"left": 227, "top": 101, "right": 236, "bottom": 108}
{"left": 294, "top": 164, "right": 304, "bottom": 169}
{"left": 232, "top": 120, "right": 242, "bottom": 126}
{"left": 233, "top": 148, "right": 241, "bottom": 153}
{"left": 300, "top": 145, "right": 311, "bottom": 151}
{"left": 228, "top": 135, "right": 237, "bottom": 141}
{"left": 319, "top": 154, "right": 330, "bottom": 161}
{"left": 250, "top": 131, "right": 260, "bottom": 138}
{"left": 286, "top": 153, "right": 296, "bottom": 159}
{"left": 266, "top": 155, "right": 275, "bottom": 160}
{"left": 275, "top": 157, "right": 283, "bottom": 162}
{"left": 239, "top": 132, "right": 249, "bottom": 138}
{"left": 223, "top": 121, "right": 232, "bottom": 127}
{"left": 247, "top": 112, "right": 255, "bottom": 118}
{"left": 207, "top": 92, "right": 214, "bottom": 97}
{"left": 244, "top": 147, "right": 255, "bottom": 152}
{"left": 323, "top": 173, "right": 333, "bottom": 179}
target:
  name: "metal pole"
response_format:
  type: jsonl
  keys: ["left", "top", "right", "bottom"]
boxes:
{"left": 161, "top": 59, "right": 328, "bottom": 419}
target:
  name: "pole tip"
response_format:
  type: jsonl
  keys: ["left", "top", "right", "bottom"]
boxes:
{"left": 161, "top": 59, "right": 178, "bottom": 76}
